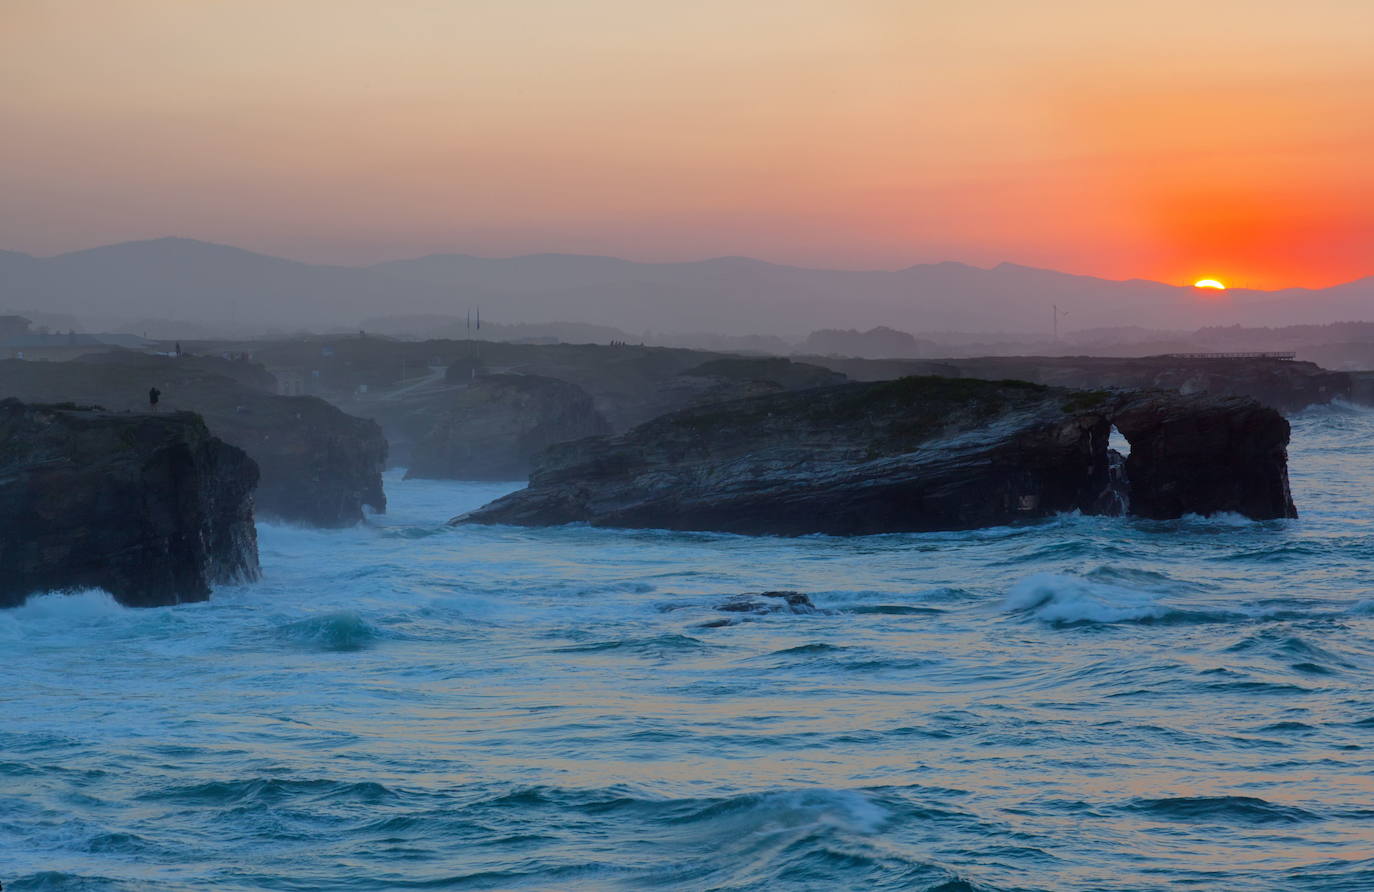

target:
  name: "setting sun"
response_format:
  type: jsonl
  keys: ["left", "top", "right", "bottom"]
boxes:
{"left": 1193, "top": 278, "right": 1227, "bottom": 289}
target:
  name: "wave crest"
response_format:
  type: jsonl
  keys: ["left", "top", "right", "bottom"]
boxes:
{"left": 277, "top": 611, "right": 381, "bottom": 651}
{"left": 1004, "top": 573, "right": 1174, "bottom": 625}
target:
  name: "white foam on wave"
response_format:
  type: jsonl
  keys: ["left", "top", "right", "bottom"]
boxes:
{"left": 0, "top": 588, "right": 126, "bottom": 639}
{"left": 1309, "top": 397, "right": 1374, "bottom": 416}
{"left": 739, "top": 789, "right": 889, "bottom": 836}
{"left": 1004, "top": 572, "right": 1171, "bottom": 624}
{"left": 1174, "top": 511, "right": 1263, "bottom": 529}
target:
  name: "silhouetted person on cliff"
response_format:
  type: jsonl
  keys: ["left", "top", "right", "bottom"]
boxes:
{"left": 148, "top": 386, "right": 161, "bottom": 410}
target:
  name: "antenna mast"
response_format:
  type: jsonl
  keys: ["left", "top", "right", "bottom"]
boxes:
{"left": 1052, "top": 304, "right": 1069, "bottom": 341}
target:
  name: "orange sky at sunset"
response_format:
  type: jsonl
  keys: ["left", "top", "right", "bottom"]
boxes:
{"left": 3, "top": 0, "right": 1372, "bottom": 289}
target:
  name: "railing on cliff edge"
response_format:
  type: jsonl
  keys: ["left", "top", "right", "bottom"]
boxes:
{"left": 1156, "top": 351, "right": 1296, "bottom": 360}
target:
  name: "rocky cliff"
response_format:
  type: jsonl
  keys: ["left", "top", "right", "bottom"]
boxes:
{"left": 454, "top": 377, "right": 1296, "bottom": 535}
{"left": 406, "top": 374, "right": 610, "bottom": 480}
{"left": 0, "top": 353, "right": 386, "bottom": 527}
{"left": 1111, "top": 392, "right": 1295, "bottom": 520}
{"left": 218, "top": 393, "right": 387, "bottom": 527}
{"left": 0, "top": 400, "right": 260, "bottom": 608}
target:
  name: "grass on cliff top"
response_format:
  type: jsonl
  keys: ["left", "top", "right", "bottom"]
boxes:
{"left": 26, "top": 401, "right": 108, "bottom": 412}
{"left": 1060, "top": 389, "right": 1112, "bottom": 413}
{"left": 854, "top": 375, "right": 1047, "bottom": 405}
{"left": 666, "top": 375, "right": 1053, "bottom": 441}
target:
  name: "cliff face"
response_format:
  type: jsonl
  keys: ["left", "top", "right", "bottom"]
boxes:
{"left": 405, "top": 374, "right": 610, "bottom": 480}
{"left": 0, "top": 400, "right": 260, "bottom": 608}
{"left": 0, "top": 354, "right": 386, "bottom": 527}
{"left": 222, "top": 394, "right": 387, "bottom": 527}
{"left": 455, "top": 377, "right": 1296, "bottom": 536}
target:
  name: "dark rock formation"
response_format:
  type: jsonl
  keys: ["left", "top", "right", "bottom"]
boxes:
{"left": 0, "top": 353, "right": 386, "bottom": 527}
{"left": 717, "top": 591, "right": 818, "bottom": 614}
{"left": 224, "top": 395, "right": 387, "bottom": 527}
{"left": 1349, "top": 371, "right": 1374, "bottom": 406}
{"left": 454, "top": 376, "right": 1296, "bottom": 536}
{"left": 0, "top": 400, "right": 260, "bottom": 608}
{"left": 405, "top": 374, "right": 610, "bottom": 480}
{"left": 1111, "top": 392, "right": 1296, "bottom": 520}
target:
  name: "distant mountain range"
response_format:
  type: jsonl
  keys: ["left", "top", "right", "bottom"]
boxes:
{"left": 1, "top": 237, "right": 1370, "bottom": 337}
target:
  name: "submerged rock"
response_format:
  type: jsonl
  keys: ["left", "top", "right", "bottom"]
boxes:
{"left": 405, "top": 374, "right": 610, "bottom": 481}
{"left": 717, "top": 591, "right": 818, "bottom": 614}
{"left": 0, "top": 400, "right": 260, "bottom": 608}
{"left": 454, "top": 376, "right": 1296, "bottom": 535}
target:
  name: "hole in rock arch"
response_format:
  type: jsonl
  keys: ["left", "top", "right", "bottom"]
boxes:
{"left": 1108, "top": 423, "right": 1131, "bottom": 457}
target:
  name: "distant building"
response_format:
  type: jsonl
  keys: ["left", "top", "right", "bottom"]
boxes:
{"left": 275, "top": 369, "right": 307, "bottom": 396}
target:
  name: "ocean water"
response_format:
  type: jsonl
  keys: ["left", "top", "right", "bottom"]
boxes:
{"left": 4, "top": 404, "right": 1374, "bottom": 892}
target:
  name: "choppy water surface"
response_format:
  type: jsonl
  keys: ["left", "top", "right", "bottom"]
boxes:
{"left": 4, "top": 405, "right": 1374, "bottom": 891}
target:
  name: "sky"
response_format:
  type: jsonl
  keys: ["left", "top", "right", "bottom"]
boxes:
{"left": 3, "top": 0, "right": 1372, "bottom": 289}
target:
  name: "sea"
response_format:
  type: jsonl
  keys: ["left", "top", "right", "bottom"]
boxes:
{"left": 3, "top": 403, "right": 1373, "bottom": 891}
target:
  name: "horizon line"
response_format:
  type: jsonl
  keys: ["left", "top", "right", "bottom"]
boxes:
{"left": 7, "top": 234, "right": 1370, "bottom": 294}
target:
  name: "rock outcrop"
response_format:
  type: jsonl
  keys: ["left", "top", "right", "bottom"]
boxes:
{"left": 454, "top": 377, "right": 1296, "bottom": 536}
{"left": 717, "top": 591, "right": 818, "bottom": 614}
{"left": 1111, "top": 392, "right": 1296, "bottom": 520}
{"left": 0, "top": 353, "right": 386, "bottom": 527}
{"left": 0, "top": 400, "right": 260, "bottom": 608}
{"left": 223, "top": 394, "right": 387, "bottom": 527}
{"left": 405, "top": 374, "right": 610, "bottom": 480}
{"left": 1349, "top": 371, "right": 1374, "bottom": 407}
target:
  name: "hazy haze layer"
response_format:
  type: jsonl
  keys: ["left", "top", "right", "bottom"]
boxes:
{"left": 3, "top": 238, "right": 1371, "bottom": 337}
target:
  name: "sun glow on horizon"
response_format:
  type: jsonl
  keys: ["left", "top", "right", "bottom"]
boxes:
{"left": 1193, "top": 278, "right": 1227, "bottom": 290}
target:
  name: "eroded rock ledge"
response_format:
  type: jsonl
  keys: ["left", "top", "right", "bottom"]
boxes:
{"left": 0, "top": 400, "right": 260, "bottom": 607}
{"left": 453, "top": 377, "right": 1295, "bottom": 535}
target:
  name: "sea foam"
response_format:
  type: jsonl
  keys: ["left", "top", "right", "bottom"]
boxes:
{"left": 1004, "top": 572, "right": 1174, "bottom": 625}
